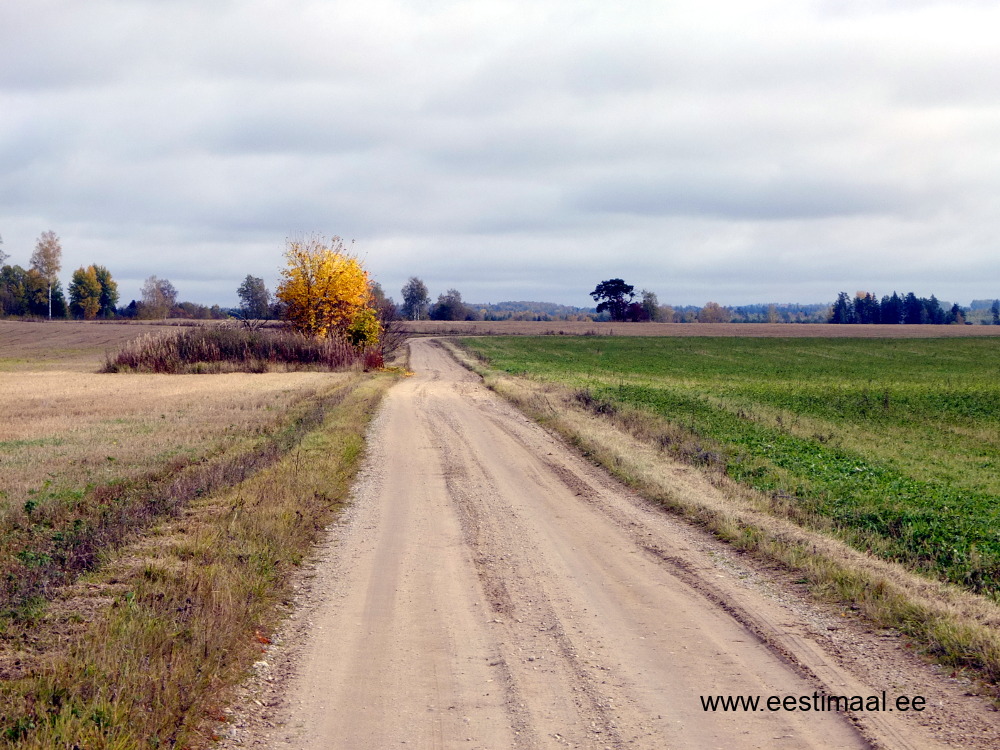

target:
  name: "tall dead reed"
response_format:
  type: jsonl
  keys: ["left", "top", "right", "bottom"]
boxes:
{"left": 103, "top": 326, "right": 381, "bottom": 374}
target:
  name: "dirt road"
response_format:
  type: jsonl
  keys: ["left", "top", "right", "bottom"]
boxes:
{"left": 232, "top": 339, "right": 996, "bottom": 749}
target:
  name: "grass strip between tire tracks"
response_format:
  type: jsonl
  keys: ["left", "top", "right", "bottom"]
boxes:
{"left": 444, "top": 339, "right": 1000, "bottom": 695}
{"left": 0, "top": 371, "right": 399, "bottom": 748}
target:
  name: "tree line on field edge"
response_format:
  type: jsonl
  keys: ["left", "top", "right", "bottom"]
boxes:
{"left": 0, "top": 232, "right": 227, "bottom": 321}
{"left": 829, "top": 290, "right": 1000, "bottom": 326}
{"left": 2, "top": 233, "right": 998, "bottom": 326}
{"left": 586, "top": 278, "right": 999, "bottom": 326}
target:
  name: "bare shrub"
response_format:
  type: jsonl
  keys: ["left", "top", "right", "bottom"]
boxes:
{"left": 573, "top": 387, "right": 617, "bottom": 416}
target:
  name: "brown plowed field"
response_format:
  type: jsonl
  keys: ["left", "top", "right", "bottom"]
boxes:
{"left": 0, "top": 319, "right": 202, "bottom": 371}
{"left": 399, "top": 320, "right": 1000, "bottom": 337}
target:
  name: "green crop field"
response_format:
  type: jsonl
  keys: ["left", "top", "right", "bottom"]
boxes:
{"left": 462, "top": 336, "right": 1000, "bottom": 596}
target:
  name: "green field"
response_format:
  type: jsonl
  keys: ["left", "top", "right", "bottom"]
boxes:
{"left": 462, "top": 336, "right": 1000, "bottom": 595}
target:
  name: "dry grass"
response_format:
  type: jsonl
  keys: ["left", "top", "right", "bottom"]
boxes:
{"left": 0, "top": 367, "right": 345, "bottom": 618}
{"left": 0, "top": 373, "right": 397, "bottom": 747}
{"left": 402, "top": 319, "right": 1000, "bottom": 338}
{"left": 445, "top": 340, "right": 1000, "bottom": 691}
{"left": 0, "top": 319, "right": 400, "bottom": 746}
{"left": 103, "top": 326, "right": 382, "bottom": 374}
{"left": 1, "top": 370, "right": 335, "bottom": 493}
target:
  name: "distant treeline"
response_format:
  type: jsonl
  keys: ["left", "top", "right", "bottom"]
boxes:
{"left": 439, "top": 298, "right": 1000, "bottom": 325}
{"left": 830, "top": 291, "right": 1000, "bottom": 325}
{"left": 0, "top": 264, "right": 70, "bottom": 317}
{"left": 0, "top": 263, "right": 227, "bottom": 320}
{"left": 704, "top": 303, "right": 830, "bottom": 324}
{"left": 476, "top": 301, "right": 598, "bottom": 321}
{"left": 458, "top": 301, "right": 835, "bottom": 324}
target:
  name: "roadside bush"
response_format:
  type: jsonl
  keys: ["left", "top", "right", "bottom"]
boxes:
{"left": 103, "top": 325, "right": 381, "bottom": 374}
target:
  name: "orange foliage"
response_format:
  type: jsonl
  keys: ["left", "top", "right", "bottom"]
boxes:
{"left": 698, "top": 301, "right": 731, "bottom": 324}
{"left": 276, "top": 236, "right": 375, "bottom": 340}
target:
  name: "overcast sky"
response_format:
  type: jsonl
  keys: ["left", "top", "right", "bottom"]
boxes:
{"left": 2, "top": 0, "right": 999, "bottom": 308}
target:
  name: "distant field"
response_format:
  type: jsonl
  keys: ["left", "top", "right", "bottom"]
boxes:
{"left": 0, "top": 319, "right": 187, "bottom": 371}
{"left": 404, "top": 319, "right": 1000, "bottom": 337}
{"left": 462, "top": 336, "right": 1000, "bottom": 594}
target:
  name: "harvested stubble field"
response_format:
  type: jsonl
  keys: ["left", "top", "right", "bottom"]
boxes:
{"left": 0, "top": 320, "right": 396, "bottom": 747}
{"left": 457, "top": 335, "right": 1000, "bottom": 684}
{"left": 402, "top": 319, "right": 1000, "bottom": 338}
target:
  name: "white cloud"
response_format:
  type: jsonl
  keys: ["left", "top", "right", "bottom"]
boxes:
{"left": 1, "top": 0, "right": 999, "bottom": 307}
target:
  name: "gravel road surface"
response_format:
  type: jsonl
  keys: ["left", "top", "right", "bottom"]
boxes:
{"left": 228, "top": 339, "right": 998, "bottom": 749}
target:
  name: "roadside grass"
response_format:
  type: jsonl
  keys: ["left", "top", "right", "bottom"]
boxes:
{"left": 0, "top": 368, "right": 339, "bottom": 622}
{"left": 0, "top": 372, "right": 396, "bottom": 748}
{"left": 450, "top": 337, "right": 1000, "bottom": 687}
{"left": 0, "top": 319, "right": 400, "bottom": 746}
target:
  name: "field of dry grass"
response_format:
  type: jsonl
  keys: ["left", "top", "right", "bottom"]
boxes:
{"left": 0, "top": 319, "right": 397, "bottom": 747}
{"left": 1, "top": 323, "right": 339, "bottom": 613}
{"left": 1, "top": 370, "right": 334, "bottom": 503}
{"left": 401, "top": 319, "right": 1000, "bottom": 337}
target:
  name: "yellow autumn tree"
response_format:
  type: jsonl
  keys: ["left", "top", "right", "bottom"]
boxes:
{"left": 69, "top": 265, "right": 102, "bottom": 319}
{"left": 276, "top": 236, "right": 380, "bottom": 345}
{"left": 697, "top": 301, "right": 731, "bottom": 323}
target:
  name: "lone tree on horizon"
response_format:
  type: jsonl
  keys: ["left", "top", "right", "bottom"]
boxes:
{"left": 400, "top": 276, "right": 430, "bottom": 321}
{"left": 429, "top": 288, "right": 475, "bottom": 321}
{"left": 141, "top": 275, "right": 178, "bottom": 319}
{"left": 590, "top": 278, "right": 635, "bottom": 322}
{"left": 30, "top": 230, "right": 62, "bottom": 319}
{"left": 237, "top": 274, "right": 272, "bottom": 320}
{"left": 276, "top": 235, "right": 380, "bottom": 347}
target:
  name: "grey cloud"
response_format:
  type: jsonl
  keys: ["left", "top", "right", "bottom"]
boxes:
{"left": 3, "top": 1, "right": 1000, "bottom": 308}
{"left": 570, "top": 175, "right": 906, "bottom": 220}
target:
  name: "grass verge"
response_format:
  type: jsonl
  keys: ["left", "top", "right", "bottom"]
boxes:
{"left": 0, "top": 371, "right": 398, "bottom": 748}
{"left": 0, "top": 372, "right": 344, "bottom": 624}
{"left": 445, "top": 339, "right": 1000, "bottom": 692}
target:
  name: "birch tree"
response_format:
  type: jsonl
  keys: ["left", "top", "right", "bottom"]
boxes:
{"left": 30, "top": 231, "right": 62, "bottom": 318}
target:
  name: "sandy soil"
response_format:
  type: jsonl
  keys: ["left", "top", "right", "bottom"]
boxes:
{"left": 222, "top": 339, "right": 999, "bottom": 749}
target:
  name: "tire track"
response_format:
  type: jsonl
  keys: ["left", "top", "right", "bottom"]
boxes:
{"left": 228, "top": 338, "right": 995, "bottom": 749}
